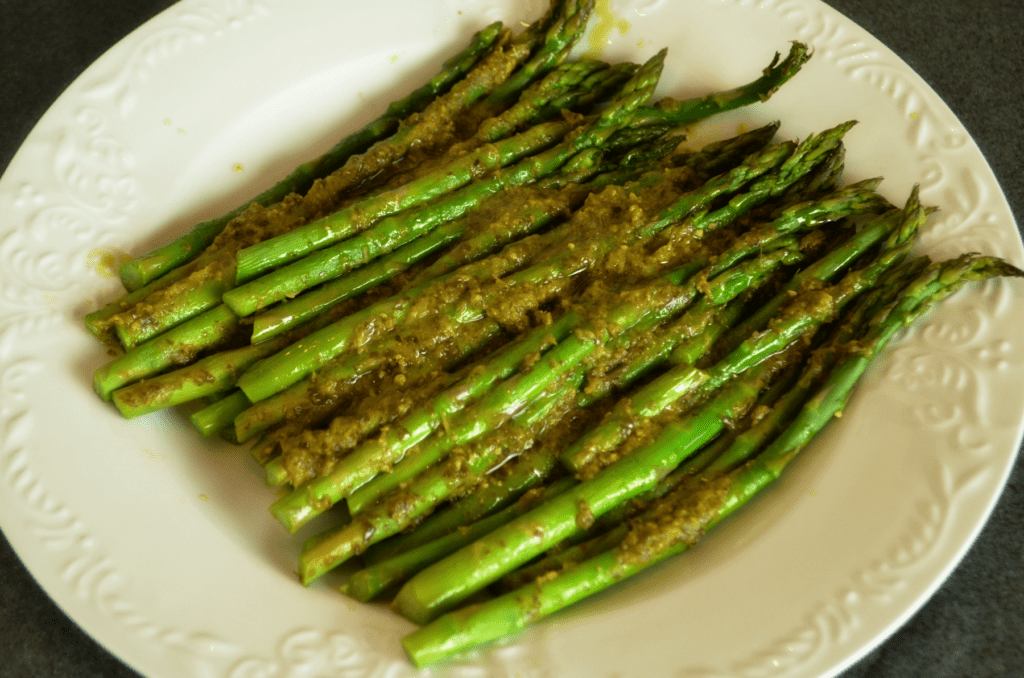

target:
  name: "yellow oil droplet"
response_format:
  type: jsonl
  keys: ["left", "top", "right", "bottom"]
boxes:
{"left": 390, "top": 54, "right": 399, "bottom": 63}
{"left": 87, "top": 248, "right": 132, "bottom": 279}
{"left": 234, "top": 163, "right": 245, "bottom": 173}
{"left": 143, "top": 447, "right": 164, "bottom": 461}
{"left": 910, "top": 112, "right": 918, "bottom": 119}
{"left": 585, "top": 0, "right": 630, "bottom": 59}
{"left": 637, "top": 39, "right": 644, "bottom": 48}
{"left": 199, "top": 494, "right": 209, "bottom": 501}
{"left": 163, "top": 118, "right": 172, "bottom": 126}
{"left": 177, "top": 128, "right": 186, "bottom": 135}
{"left": 810, "top": 490, "right": 818, "bottom": 496}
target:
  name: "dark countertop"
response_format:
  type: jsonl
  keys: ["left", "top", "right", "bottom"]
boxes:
{"left": 1, "top": 1, "right": 1021, "bottom": 676}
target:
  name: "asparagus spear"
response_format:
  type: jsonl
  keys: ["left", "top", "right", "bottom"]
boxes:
{"left": 92, "top": 65, "right": 806, "bottom": 407}
{"left": 109, "top": 137, "right": 666, "bottom": 420}
{"left": 233, "top": 130, "right": 798, "bottom": 405}
{"left": 494, "top": 355, "right": 808, "bottom": 594}
{"left": 190, "top": 390, "right": 252, "bottom": 437}
{"left": 222, "top": 118, "right": 580, "bottom": 315}
{"left": 93, "top": 305, "right": 241, "bottom": 401}
{"left": 713, "top": 187, "right": 930, "bottom": 359}
{"left": 101, "top": 27, "right": 533, "bottom": 349}
{"left": 113, "top": 20, "right": 509, "bottom": 293}
{"left": 388, "top": 196, "right": 926, "bottom": 622}
{"left": 246, "top": 184, "right": 582, "bottom": 344}
{"left": 460, "top": 57, "right": 624, "bottom": 151}
{"left": 234, "top": 39, "right": 809, "bottom": 288}
{"left": 250, "top": 118, "right": 776, "bottom": 344}
{"left": 344, "top": 237, "right": 817, "bottom": 515}
{"left": 268, "top": 311, "right": 580, "bottom": 532}
{"left": 561, "top": 195, "right": 920, "bottom": 476}
{"left": 390, "top": 348, "right": 796, "bottom": 624}
{"left": 268, "top": 249, "right": 698, "bottom": 532}
{"left": 110, "top": 340, "right": 280, "bottom": 419}
{"left": 294, "top": 226, "right": 839, "bottom": 578}
{"left": 344, "top": 477, "right": 577, "bottom": 602}
{"left": 477, "top": 0, "right": 596, "bottom": 114}
{"left": 247, "top": 121, "right": 684, "bottom": 343}
{"left": 630, "top": 42, "right": 810, "bottom": 126}
{"left": 85, "top": 259, "right": 201, "bottom": 341}
{"left": 229, "top": 49, "right": 667, "bottom": 293}
{"left": 394, "top": 463, "right": 728, "bottom": 665}
{"left": 298, "top": 368, "right": 585, "bottom": 584}
{"left": 90, "top": 118, "right": 841, "bottom": 412}
{"left": 699, "top": 258, "right": 931, "bottom": 475}
{"left": 360, "top": 445, "right": 564, "bottom": 565}
{"left": 108, "top": 59, "right": 631, "bottom": 356}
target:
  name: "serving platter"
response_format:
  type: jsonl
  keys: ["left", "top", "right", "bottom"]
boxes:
{"left": 1, "top": 1, "right": 1022, "bottom": 677}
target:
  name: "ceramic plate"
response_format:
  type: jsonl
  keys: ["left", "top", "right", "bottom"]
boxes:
{"left": 1, "top": 1, "right": 1022, "bottom": 677}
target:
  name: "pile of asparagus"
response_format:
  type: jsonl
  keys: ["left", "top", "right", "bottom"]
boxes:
{"left": 84, "top": 0, "right": 1022, "bottom": 667}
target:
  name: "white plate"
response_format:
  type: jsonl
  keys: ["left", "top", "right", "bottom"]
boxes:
{"left": 1, "top": 1, "right": 1022, "bottom": 677}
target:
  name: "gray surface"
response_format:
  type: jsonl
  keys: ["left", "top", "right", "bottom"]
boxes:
{"left": 1, "top": 1, "right": 1021, "bottom": 676}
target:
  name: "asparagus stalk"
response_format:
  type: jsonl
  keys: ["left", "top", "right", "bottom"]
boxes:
{"left": 234, "top": 39, "right": 809, "bottom": 291}
{"left": 112, "top": 255, "right": 237, "bottom": 349}
{"left": 390, "top": 349, "right": 795, "bottom": 624}
{"left": 234, "top": 128, "right": 798, "bottom": 405}
{"left": 388, "top": 198, "right": 926, "bottom": 622}
{"left": 92, "top": 305, "right": 240, "bottom": 401}
{"left": 268, "top": 312, "right": 580, "bottom": 532}
{"left": 295, "top": 228, "right": 835, "bottom": 578}
{"left": 630, "top": 42, "right": 810, "bottom": 127}
{"left": 248, "top": 121, "right": 685, "bottom": 343}
{"left": 94, "top": 68, "right": 804, "bottom": 408}
{"left": 478, "top": 0, "right": 596, "bottom": 114}
{"left": 190, "top": 390, "right": 252, "bottom": 437}
{"left": 479, "top": 122, "right": 850, "bottom": 324}
{"left": 497, "top": 358, "right": 807, "bottom": 591}
{"left": 222, "top": 119, "right": 579, "bottom": 315}
{"left": 345, "top": 237, "right": 814, "bottom": 515}
{"left": 360, "top": 445, "right": 563, "bottom": 565}
{"left": 298, "top": 370, "right": 585, "bottom": 584}
{"left": 713, "top": 187, "right": 930, "bottom": 358}
{"left": 461, "top": 58, "right": 621, "bottom": 150}
{"left": 561, "top": 195, "right": 919, "bottom": 476}
{"left": 85, "top": 259, "right": 199, "bottom": 341}
{"left": 394, "top": 463, "right": 734, "bottom": 665}
{"left": 113, "top": 20, "right": 508, "bottom": 292}
{"left": 229, "top": 49, "right": 667, "bottom": 294}
{"left": 495, "top": 520, "right": 630, "bottom": 593}
{"left": 344, "top": 476, "right": 577, "bottom": 602}
{"left": 247, "top": 212, "right": 478, "bottom": 343}
{"left": 102, "top": 28, "right": 534, "bottom": 349}
{"left": 235, "top": 312, "right": 507, "bottom": 446}
{"left": 401, "top": 121, "right": 782, "bottom": 290}
{"left": 270, "top": 252, "right": 699, "bottom": 532}
{"left": 90, "top": 120, "right": 845, "bottom": 410}
{"left": 109, "top": 338, "right": 286, "bottom": 418}
{"left": 699, "top": 258, "right": 930, "bottom": 475}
